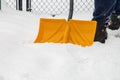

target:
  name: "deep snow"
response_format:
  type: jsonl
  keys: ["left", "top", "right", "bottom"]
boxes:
{"left": 0, "top": 2, "right": 120, "bottom": 80}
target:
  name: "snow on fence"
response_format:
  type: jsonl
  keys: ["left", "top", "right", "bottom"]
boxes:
{"left": 4, "top": 0, "right": 94, "bottom": 15}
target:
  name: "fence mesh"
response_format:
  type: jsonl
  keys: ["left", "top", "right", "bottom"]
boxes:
{"left": 31, "top": 0, "right": 70, "bottom": 15}
{"left": 74, "top": 0, "right": 94, "bottom": 13}
{"left": 31, "top": 0, "right": 94, "bottom": 15}
{"left": 5, "top": 0, "right": 16, "bottom": 9}
{"left": 5, "top": 0, "right": 94, "bottom": 15}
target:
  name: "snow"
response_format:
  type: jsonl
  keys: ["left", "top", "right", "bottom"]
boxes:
{"left": 0, "top": 1, "right": 120, "bottom": 80}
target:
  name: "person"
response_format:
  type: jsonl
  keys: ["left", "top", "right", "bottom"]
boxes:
{"left": 92, "top": 0, "right": 120, "bottom": 43}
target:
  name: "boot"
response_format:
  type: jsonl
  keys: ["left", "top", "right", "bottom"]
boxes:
{"left": 108, "top": 15, "right": 120, "bottom": 30}
{"left": 94, "top": 23, "right": 108, "bottom": 43}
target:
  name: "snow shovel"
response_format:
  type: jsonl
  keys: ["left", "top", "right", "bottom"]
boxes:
{"left": 34, "top": 0, "right": 97, "bottom": 46}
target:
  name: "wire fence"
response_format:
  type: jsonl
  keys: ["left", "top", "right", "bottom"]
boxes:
{"left": 31, "top": 0, "right": 69, "bottom": 15}
{"left": 30, "top": 0, "right": 94, "bottom": 15}
{"left": 4, "top": 0, "right": 94, "bottom": 15}
{"left": 5, "top": 0, "right": 16, "bottom": 10}
{"left": 74, "top": 0, "right": 94, "bottom": 13}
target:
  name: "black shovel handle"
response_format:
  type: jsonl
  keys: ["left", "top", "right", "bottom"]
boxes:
{"left": 68, "top": 0, "right": 74, "bottom": 21}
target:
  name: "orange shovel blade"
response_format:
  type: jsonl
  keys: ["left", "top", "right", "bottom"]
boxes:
{"left": 34, "top": 18, "right": 69, "bottom": 43}
{"left": 34, "top": 18, "right": 97, "bottom": 46}
{"left": 68, "top": 19, "right": 97, "bottom": 46}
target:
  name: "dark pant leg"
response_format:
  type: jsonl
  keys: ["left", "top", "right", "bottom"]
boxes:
{"left": 93, "top": 0, "right": 117, "bottom": 23}
{"left": 113, "top": 0, "right": 120, "bottom": 15}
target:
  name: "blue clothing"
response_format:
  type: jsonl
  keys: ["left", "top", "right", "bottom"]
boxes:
{"left": 93, "top": 0, "right": 120, "bottom": 23}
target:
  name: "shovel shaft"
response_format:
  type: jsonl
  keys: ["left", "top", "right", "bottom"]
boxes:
{"left": 68, "top": 0, "right": 74, "bottom": 21}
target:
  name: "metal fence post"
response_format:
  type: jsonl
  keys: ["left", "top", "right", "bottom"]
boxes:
{"left": 68, "top": 0, "right": 74, "bottom": 21}
{"left": 19, "top": 0, "right": 22, "bottom": 10}
{"left": 26, "top": 0, "right": 31, "bottom": 11}
{"left": 16, "top": 0, "right": 22, "bottom": 10}
{"left": 16, "top": 0, "right": 19, "bottom": 10}
{"left": 0, "top": 0, "right": 1, "bottom": 10}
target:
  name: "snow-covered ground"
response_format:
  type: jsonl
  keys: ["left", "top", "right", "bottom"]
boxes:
{"left": 0, "top": 2, "right": 120, "bottom": 80}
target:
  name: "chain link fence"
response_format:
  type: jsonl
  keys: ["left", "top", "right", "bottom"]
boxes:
{"left": 4, "top": 0, "right": 94, "bottom": 15}
{"left": 31, "top": 0, "right": 70, "bottom": 15}
{"left": 74, "top": 0, "right": 94, "bottom": 13}
{"left": 5, "top": 0, "right": 16, "bottom": 10}
{"left": 31, "top": 0, "right": 94, "bottom": 15}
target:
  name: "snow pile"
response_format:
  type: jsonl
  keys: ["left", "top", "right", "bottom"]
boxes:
{"left": 0, "top": 2, "right": 120, "bottom": 80}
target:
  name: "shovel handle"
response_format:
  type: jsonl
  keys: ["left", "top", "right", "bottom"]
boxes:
{"left": 68, "top": 0, "right": 74, "bottom": 21}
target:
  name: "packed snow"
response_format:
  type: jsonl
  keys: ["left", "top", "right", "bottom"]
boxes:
{"left": 0, "top": 1, "right": 120, "bottom": 80}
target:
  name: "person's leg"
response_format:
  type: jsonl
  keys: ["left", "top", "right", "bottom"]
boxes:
{"left": 93, "top": 0, "right": 117, "bottom": 23}
{"left": 109, "top": 0, "right": 120, "bottom": 30}
{"left": 93, "top": 0, "right": 117, "bottom": 43}
{"left": 114, "top": 0, "right": 120, "bottom": 14}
